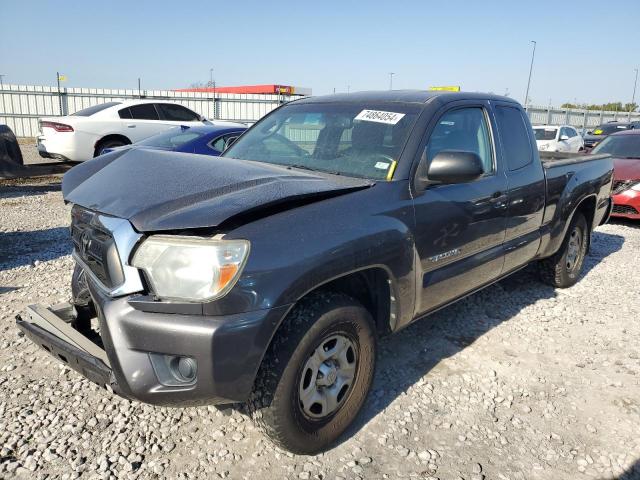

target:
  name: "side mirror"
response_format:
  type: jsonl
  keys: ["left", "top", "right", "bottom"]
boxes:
{"left": 560, "top": 134, "right": 570, "bottom": 141}
{"left": 425, "top": 150, "right": 485, "bottom": 185}
{"left": 224, "top": 137, "right": 238, "bottom": 150}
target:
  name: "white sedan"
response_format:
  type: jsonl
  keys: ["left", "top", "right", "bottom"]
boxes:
{"left": 37, "top": 100, "right": 216, "bottom": 161}
{"left": 533, "top": 125, "right": 584, "bottom": 153}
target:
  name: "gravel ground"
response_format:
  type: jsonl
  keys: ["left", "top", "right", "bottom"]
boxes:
{"left": 1, "top": 177, "right": 639, "bottom": 480}
{"left": 17, "top": 141, "right": 48, "bottom": 166}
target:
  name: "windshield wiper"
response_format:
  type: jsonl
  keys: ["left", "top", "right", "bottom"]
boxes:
{"left": 286, "top": 164, "right": 317, "bottom": 172}
{"left": 286, "top": 164, "right": 345, "bottom": 177}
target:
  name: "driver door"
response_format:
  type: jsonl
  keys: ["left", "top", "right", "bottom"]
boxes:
{"left": 412, "top": 102, "right": 509, "bottom": 315}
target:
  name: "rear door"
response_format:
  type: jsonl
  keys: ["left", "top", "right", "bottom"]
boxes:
{"left": 493, "top": 102, "right": 545, "bottom": 273}
{"left": 412, "top": 101, "right": 509, "bottom": 315}
{"left": 568, "top": 127, "right": 583, "bottom": 151}
{"left": 118, "top": 104, "right": 165, "bottom": 142}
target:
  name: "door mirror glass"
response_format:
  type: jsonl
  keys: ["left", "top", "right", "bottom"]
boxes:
{"left": 225, "top": 136, "right": 238, "bottom": 149}
{"left": 427, "top": 150, "right": 485, "bottom": 184}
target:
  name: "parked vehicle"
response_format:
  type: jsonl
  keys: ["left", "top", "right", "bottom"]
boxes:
{"left": 591, "top": 129, "right": 640, "bottom": 219}
{"left": 37, "top": 100, "right": 210, "bottom": 161}
{"left": 0, "top": 124, "right": 23, "bottom": 167}
{"left": 17, "top": 91, "right": 613, "bottom": 454}
{"left": 583, "top": 122, "right": 634, "bottom": 150}
{"left": 100, "top": 124, "right": 247, "bottom": 156}
{"left": 533, "top": 125, "right": 584, "bottom": 152}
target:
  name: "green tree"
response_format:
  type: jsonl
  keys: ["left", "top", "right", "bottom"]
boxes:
{"left": 560, "top": 101, "right": 637, "bottom": 112}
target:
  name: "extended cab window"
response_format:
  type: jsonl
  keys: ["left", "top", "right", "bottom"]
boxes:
{"left": 425, "top": 107, "right": 494, "bottom": 174}
{"left": 223, "top": 103, "right": 419, "bottom": 180}
{"left": 495, "top": 106, "right": 532, "bottom": 170}
{"left": 157, "top": 103, "right": 200, "bottom": 122}
{"left": 128, "top": 104, "right": 160, "bottom": 120}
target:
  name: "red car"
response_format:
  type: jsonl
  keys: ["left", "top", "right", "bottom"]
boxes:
{"left": 592, "top": 129, "right": 640, "bottom": 219}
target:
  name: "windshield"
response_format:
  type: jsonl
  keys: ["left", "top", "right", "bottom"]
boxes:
{"left": 592, "top": 134, "right": 640, "bottom": 158}
{"left": 137, "top": 127, "right": 204, "bottom": 148}
{"left": 534, "top": 127, "right": 557, "bottom": 141}
{"left": 223, "top": 102, "right": 420, "bottom": 180}
{"left": 71, "top": 102, "right": 121, "bottom": 116}
{"left": 591, "top": 124, "right": 629, "bottom": 135}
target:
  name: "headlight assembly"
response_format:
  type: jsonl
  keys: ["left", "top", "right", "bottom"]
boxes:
{"left": 132, "top": 236, "right": 250, "bottom": 302}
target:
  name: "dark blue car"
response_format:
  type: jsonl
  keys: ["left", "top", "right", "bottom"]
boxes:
{"left": 102, "top": 123, "right": 248, "bottom": 156}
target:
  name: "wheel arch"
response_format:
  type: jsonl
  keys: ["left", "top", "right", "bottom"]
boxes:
{"left": 93, "top": 134, "right": 132, "bottom": 157}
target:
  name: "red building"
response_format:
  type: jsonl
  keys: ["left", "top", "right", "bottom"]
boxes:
{"left": 176, "top": 84, "right": 310, "bottom": 96}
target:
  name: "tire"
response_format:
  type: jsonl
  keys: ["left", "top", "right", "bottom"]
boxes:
{"left": 247, "top": 291, "right": 376, "bottom": 454}
{"left": 540, "top": 213, "right": 589, "bottom": 288}
{"left": 94, "top": 138, "right": 127, "bottom": 157}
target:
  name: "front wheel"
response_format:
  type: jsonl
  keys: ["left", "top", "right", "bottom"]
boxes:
{"left": 247, "top": 292, "right": 376, "bottom": 454}
{"left": 539, "top": 213, "right": 589, "bottom": 288}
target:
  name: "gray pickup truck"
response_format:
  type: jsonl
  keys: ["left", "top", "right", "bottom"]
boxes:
{"left": 17, "top": 91, "right": 613, "bottom": 454}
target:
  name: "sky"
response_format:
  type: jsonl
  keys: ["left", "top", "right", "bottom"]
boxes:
{"left": 1, "top": 0, "right": 639, "bottom": 107}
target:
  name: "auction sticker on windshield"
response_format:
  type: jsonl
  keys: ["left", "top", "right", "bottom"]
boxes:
{"left": 355, "top": 110, "right": 405, "bottom": 125}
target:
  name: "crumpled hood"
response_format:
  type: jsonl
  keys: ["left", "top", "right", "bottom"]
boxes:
{"left": 62, "top": 148, "right": 373, "bottom": 232}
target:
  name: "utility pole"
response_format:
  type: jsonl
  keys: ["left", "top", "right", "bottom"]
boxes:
{"left": 631, "top": 68, "right": 638, "bottom": 118}
{"left": 347, "top": 85, "right": 350, "bottom": 93}
{"left": 0, "top": 74, "right": 6, "bottom": 114}
{"left": 524, "top": 40, "right": 536, "bottom": 109}
{"left": 56, "top": 72, "right": 62, "bottom": 115}
{"left": 138, "top": 77, "right": 142, "bottom": 98}
{"left": 389, "top": 72, "right": 395, "bottom": 90}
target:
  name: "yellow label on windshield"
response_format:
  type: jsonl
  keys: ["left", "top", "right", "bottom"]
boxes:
{"left": 594, "top": 129, "right": 603, "bottom": 135}
{"left": 386, "top": 161, "right": 398, "bottom": 181}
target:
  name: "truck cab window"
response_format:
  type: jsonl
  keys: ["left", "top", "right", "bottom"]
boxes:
{"left": 495, "top": 106, "right": 533, "bottom": 170}
{"left": 425, "top": 107, "right": 494, "bottom": 174}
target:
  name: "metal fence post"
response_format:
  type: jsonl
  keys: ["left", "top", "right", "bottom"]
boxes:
{"left": 61, "top": 88, "right": 68, "bottom": 116}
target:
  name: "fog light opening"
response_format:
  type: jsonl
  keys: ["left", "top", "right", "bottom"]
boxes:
{"left": 149, "top": 353, "right": 198, "bottom": 387}
{"left": 172, "top": 356, "right": 197, "bottom": 383}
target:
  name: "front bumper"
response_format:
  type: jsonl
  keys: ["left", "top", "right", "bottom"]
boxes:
{"left": 612, "top": 190, "right": 640, "bottom": 219}
{"left": 17, "top": 282, "right": 290, "bottom": 407}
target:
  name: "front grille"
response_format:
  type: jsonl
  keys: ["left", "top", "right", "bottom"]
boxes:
{"left": 71, "top": 206, "right": 125, "bottom": 289}
{"left": 612, "top": 180, "right": 638, "bottom": 195}
{"left": 612, "top": 204, "right": 639, "bottom": 215}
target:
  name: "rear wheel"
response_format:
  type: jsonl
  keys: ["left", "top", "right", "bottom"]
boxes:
{"left": 247, "top": 292, "right": 376, "bottom": 454}
{"left": 540, "top": 213, "right": 589, "bottom": 288}
{"left": 94, "top": 138, "right": 128, "bottom": 157}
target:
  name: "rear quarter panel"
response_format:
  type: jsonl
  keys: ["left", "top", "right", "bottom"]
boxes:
{"left": 538, "top": 155, "right": 613, "bottom": 258}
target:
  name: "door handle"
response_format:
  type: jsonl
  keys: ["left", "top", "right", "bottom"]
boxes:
{"left": 127, "top": 124, "right": 136, "bottom": 128}
{"left": 490, "top": 191, "right": 508, "bottom": 209}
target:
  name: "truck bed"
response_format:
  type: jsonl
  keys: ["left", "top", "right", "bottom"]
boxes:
{"left": 539, "top": 151, "right": 610, "bottom": 167}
